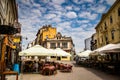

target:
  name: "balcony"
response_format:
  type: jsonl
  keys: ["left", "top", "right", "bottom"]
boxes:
{"left": 0, "top": 25, "right": 18, "bottom": 35}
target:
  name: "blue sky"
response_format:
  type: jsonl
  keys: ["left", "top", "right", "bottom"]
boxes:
{"left": 16, "top": 0, "right": 116, "bottom": 53}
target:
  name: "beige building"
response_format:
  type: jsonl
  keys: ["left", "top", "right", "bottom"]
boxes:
{"left": 95, "top": 0, "right": 120, "bottom": 48}
{"left": 0, "top": 0, "right": 18, "bottom": 26}
{"left": 35, "top": 25, "right": 75, "bottom": 61}
{"left": 44, "top": 32, "right": 75, "bottom": 54}
{"left": 44, "top": 32, "right": 75, "bottom": 61}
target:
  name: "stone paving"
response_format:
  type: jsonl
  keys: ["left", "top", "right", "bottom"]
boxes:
{"left": 6, "top": 61, "right": 120, "bottom": 80}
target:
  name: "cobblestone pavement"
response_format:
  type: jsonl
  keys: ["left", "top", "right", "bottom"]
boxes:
{"left": 6, "top": 61, "right": 120, "bottom": 80}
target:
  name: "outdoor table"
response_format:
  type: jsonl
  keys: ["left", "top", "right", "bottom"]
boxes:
{"left": 59, "top": 63, "right": 64, "bottom": 70}
{"left": 60, "top": 64, "right": 72, "bottom": 72}
{"left": 42, "top": 65, "right": 56, "bottom": 75}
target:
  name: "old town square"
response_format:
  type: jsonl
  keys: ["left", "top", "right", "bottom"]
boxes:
{"left": 0, "top": 0, "right": 120, "bottom": 80}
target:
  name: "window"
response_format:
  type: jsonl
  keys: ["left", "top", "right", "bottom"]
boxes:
{"left": 57, "top": 43, "right": 60, "bottom": 48}
{"left": 110, "top": 16, "right": 113, "bottom": 23}
{"left": 62, "top": 42, "right": 68, "bottom": 48}
{"left": 62, "top": 56, "right": 67, "bottom": 58}
{"left": 111, "top": 30, "right": 115, "bottom": 40}
{"left": 46, "top": 35, "right": 48, "bottom": 39}
{"left": 102, "top": 36, "right": 103, "bottom": 42}
{"left": 50, "top": 43, "right": 56, "bottom": 49}
{"left": 104, "top": 22, "right": 107, "bottom": 30}
{"left": 105, "top": 34, "right": 109, "bottom": 44}
{"left": 51, "top": 56, "right": 56, "bottom": 58}
{"left": 118, "top": 8, "right": 120, "bottom": 16}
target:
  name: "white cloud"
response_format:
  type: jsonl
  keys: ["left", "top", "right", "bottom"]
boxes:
{"left": 79, "top": 11, "right": 98, "bottom": 20}
{"left": 66, "top": 12, "right": 77, "bottom": 18}
{"left": 32, "top": 9, "right": 41, "bottom": 16}
{"left": 73, "top": 7, "right": 80, "bottom": 11}
{"left": 17, "top": 0, "right": 110, "bottom": 52}
{"left": 45, "top": 14, "right": 57, "bottom": 19}
{"left": 65, "top": 6, "right": 73, "bottom": 10}
{"left": 52, "top": 0, "right": 65, "bottom": 4}
{"left": 72, "top": 0, "right": 83, "bottom": 4}
{"left": 52, "top": 4, "right": 64, "bottom": 11}
{"left": 105, "top": 0, "right": 116, "bottom": 5}
{"left": 91, "top": 5, "right": 107, "bottom": 13}
{"left": 56, "top": 21, "right": 72, "bottom": 35}
{"left": 52, "top": 17, "right": 61, "bottom": 23}
{"left": 77, "top": 20, "right": 90, "bottom": 24}
{"left": 84, "top": 0, "right": 94, "bottom": 3}
{"left": 72, "top": 0, "right": 94, "bottom": 4}
{"left": 20, "top": 0, "right": 32, "bottom": 6}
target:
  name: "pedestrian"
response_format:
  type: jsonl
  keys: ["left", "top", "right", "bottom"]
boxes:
{"left": 34, "top": 61, "right": 39, "bottom": 73}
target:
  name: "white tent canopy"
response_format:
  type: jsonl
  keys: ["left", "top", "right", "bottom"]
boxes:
{"left": 101, "top": 43, "right": 120, "bottom": 52}
{"left": 94, "top": 44, "right": 116, "bottom": 52}
{"left": 54, "top": 48, "right": 71, "bottom": 56}
{"left": 19, "top": 45, "right": 56, "bottom": 56}
{"left": 102, "top": 43, "right": 120, "bottom": 50}
{"left": 77, "top": 50, "right": 92, "bottom": 57}
{"left": 90, "top": 43, "right": 120, "bottom": 55}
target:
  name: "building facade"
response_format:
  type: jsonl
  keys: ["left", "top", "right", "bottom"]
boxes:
{"left": 36, "top": 25, "right": 56, "bottom": 46}
{"left": 94, "top": 0, "right": 120, "bottom": 49}
{"left": 36, "top": 26, "right": 75, "bottom": 55}
{"left": 0, "top": 0, "right": 21, "bottom": 67}
{"left": 84, "top": 37, "right": 91, "bottom": 50}
{"left": 90, "top": 33, "right": 97, "bottom": 50}
{"left": 44, "top": 32, "right": 75, "bottom": 54}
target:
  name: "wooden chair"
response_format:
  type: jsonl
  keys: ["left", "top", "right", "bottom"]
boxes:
{"left": 0, "top": 61, "right": 18, "bottom": 80}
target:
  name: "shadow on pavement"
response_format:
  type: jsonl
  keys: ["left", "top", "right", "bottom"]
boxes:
{"left": 72, "top": 61, "right": 120, "bottom": 80}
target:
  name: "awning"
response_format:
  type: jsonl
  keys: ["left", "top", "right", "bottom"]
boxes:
{"left": 102, "top": 49, "right": 120, "bottom": 53}
{"left": 54, "top": 48, "right": 71, "bottom": 56}
{"left": 19, "top": 45, "right": 56, "bottom": 56}
{"left": 101, "top": 43, "right": 120, "bottom": 53}
{"left": 0, "top": 25, "right": 18, "bottom": 35}
{"left": 77, "top": 50, "right": 92, "bottom": 57}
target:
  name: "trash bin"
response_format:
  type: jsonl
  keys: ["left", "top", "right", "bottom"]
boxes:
{"left": 13, "top": 64, "right": 20, "bottom": 74}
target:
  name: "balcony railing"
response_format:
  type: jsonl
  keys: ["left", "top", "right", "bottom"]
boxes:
{"left": 0, "top": 25, "right": 18, "bottom": 35}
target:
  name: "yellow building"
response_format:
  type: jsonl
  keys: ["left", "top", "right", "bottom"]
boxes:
{"left": 36, "top": 25, "right": 56, "bottom": 45}
{"left": 95, "top": 0, "right": 120, "bottom": 48}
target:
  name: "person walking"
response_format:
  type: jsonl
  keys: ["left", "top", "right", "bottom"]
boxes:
{"left": 34, "top": 61, "right": 39, "bottom": 73}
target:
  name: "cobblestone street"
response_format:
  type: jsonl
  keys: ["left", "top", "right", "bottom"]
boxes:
{"left": 6, "top": 61, "right": 120, "bottom": 80}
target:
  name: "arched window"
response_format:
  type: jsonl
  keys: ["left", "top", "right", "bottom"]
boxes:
{"left": 110, "top": 16, "right": 113, "bottom": 23}
{"left": 111, "top": 29, "right": 115, "bottom": 40}
{"left": 118, "top": 8, "right": 120, "bottom": 16}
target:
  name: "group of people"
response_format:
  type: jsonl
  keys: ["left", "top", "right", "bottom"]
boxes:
{"left": 22, "top": 60, "right": 39, "bottom": 73}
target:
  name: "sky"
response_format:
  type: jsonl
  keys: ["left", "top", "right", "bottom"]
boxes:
{"left": 16, "top": 0, "right": 116, "bottom": 53}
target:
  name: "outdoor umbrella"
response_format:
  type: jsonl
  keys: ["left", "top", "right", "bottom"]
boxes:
{"left": 19, "top": 45, "right": 56, "bottom": 56}
{"left": 54, "top": 48, "right": 71, "bottom": 56}
{"left": 77, "top": 50, "right": 92, "bottom": 58}
{"left": 101, "top": 43, "right": 120, "bottom": 53}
